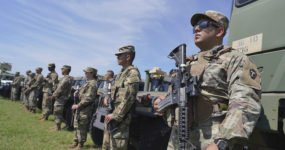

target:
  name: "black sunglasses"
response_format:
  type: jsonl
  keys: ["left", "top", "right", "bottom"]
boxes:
{"left": 193, "top": 21, "right": 220, "bottom": 33}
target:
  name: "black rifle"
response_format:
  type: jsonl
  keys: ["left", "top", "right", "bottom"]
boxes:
{"left": 71, "top": 85, "right": 80, "bottom": 128}
{"left": 157, "top": 44, "right": 198, "bottom": 150}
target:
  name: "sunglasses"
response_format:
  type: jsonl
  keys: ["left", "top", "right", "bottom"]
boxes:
{"left": 193, "top": 21, "right": 220, "bottom": 33}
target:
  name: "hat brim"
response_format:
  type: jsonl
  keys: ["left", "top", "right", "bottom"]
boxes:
{"left": 190, "top": 13, "right": 217, "bottom": 26}
{"left": 83, "top": 69, "right": 92, "bottom": 73}
{"left": 115, "top": 51, "right": 127, "bottom": 56}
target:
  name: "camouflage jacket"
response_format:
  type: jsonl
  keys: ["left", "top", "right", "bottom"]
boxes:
{"left": 53, "top": 75, "right": 72, "bottom": 100}
{"left": 23, "top": 76, "right": 30, "bottom": 89}
{"left": 111, "top": 65, "right": 141, "bottom": 122}
{"left": 167, "top": 45, "right": 261, "bottom": 140}
{"left": 30, "top": 74, "right": 44, "bottom": 90}
{"left": 12, "top": 76, "right": 21, "bottom": 88}
{"left": 78, "top": 78, "right": 98, "bottom": 110}
{"left": 42, "top": 71, "right": 58, "bottom": 93}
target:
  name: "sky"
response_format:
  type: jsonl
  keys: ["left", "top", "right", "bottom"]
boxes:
{"left": 0, "top": 0, "right": 233, "bottom": 78}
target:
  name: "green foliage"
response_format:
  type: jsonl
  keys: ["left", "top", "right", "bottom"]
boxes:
{"left": 0, "top": 97, "right": 101, "bottom": 150}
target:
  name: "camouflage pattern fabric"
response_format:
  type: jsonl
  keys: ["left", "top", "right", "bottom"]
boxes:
{"left": 53, "top": 75, "right": 72, "bottom": 125}
{"left": 166, "top": 46, "right": 261, "bottom": 150}
{"left": 102, "top": 65, "right": 141, "bottom": 150}
{"left": 27, "top": 77, "right": 37, "bottom": 111}
{"left": 10, "top": 76, "right": 21, "bottom": 101}
{"left": 30, "top": 73, "right": 44, "bottom": 102}
{"left": 42, "top": 71, "right": 58, "bottom": 117}
{"left": 23, "top": 76, "right": 31, "bottom": 108}
{"left": 73, "top": 78, "right": 98, "bottom": 144}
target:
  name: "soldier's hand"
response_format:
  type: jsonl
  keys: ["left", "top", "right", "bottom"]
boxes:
{"left": 49, "top": 95, "right": 55, "bottom": 100}
{"left": 206, "top": 143, "right": 219, "bottom": 150}
{"left": 72, "top": 104, "right": 78, "bottom": 110}
{"left": 153, "top": 96, "right": 165, "bottom": 116}
{"left": 105, "top": 114, "right": 114, "bottom": 124}
{"left": 104, "top": 97, "right": 108, "bottom": 106}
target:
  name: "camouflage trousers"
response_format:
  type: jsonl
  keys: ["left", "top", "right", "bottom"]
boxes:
{"left": 28, "top": 90, "right": 37, "bottom": 111}
{"left": 167, "top": 118, "right": 222, "bottom": 150}
{"left": 53, "top": 98, "right": 68, "bottom": 125}
{"left": 102, "top": 120, "right": 130, "bottom": 150}
{"left": 10, "top": 87, "right": 19, "bottom": 101}
{"left": 42, "top": 92, "right": 53, "bottom": 117}
{"left": 73, "top": 106, "right": 93, "bottom": 143}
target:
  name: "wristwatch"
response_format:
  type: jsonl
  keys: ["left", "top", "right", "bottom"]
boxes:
{"left": 214, "top": 139, "right": 228, "bottom": 150}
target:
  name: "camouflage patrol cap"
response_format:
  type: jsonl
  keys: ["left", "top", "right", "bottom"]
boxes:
{"left": 36, "top": 67, "right": 43, "bottom": 71}
{"left": 48, "top": 63, "right": 55, "bottom": 68}
{"left": 83, "top": 67, "right": 97, "bottom": 75}
{"left": 115, "top": 45, "right": 135, "bottom": 56}
{"left": 15, "top": 72, "right": 20, "bottom": 75}
{"left": 190, "top": 10, "right": 229, "bottom": 31}
{"left": 26, "top": 70, "right": 31, "bottom": 73}
{"left": 61, "top": 65, "right": 71, "bottom": 70}
{"left": 30, "top": 72, "right": 35, "bottom": 77}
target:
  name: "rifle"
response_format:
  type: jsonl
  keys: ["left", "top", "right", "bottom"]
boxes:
{"left": 71, "top": 85, "right": 80, "bottom": 128}
{"left": 156, "top": 44, "right": 198, "bottom": 150}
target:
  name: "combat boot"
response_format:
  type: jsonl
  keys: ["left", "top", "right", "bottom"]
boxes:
{"left": 76, "top": 142, "right": 84, "bottom": 149}
{"left": 56, "top": 124, "right": 61, "bottom": 131}
{"left": 68, "top": 141, "right": 78, "bottom": 148}
{"left": 38, "top": 115, "right": 46, "bottom": 120}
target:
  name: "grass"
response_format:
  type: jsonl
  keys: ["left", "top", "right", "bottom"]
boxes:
{"left": 0, "top": 97, "right": 101, "bottom": 150}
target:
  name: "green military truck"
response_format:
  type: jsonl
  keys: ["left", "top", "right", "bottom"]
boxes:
{"left": 228, "top": 0, "right": 285, "bottom": 149}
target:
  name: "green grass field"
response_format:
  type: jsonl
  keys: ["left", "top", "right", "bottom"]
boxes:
{"left": 0, "top": 97, "right": 101, "bottom": 150}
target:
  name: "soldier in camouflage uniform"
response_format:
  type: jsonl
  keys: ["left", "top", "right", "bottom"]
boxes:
{"left": 21, "top": 70, "right": 31, "bottom": 104}
{"left": 39, "top": 63, "right": 58, "bottom": 121}
{"left": 25, "top": 72, "right": 36, "bottom": 113}
{"left": 23, "top": 70, "right": 31, "bottom": 108}
{"left": 102, "top": 45, "right": 141, "bottom": 150}
{"left": 10, "top": 72, "right": 21, "bottom": 101}
{"left": 50, "top": 65, "right": 72, "bottom": 131}
{"left": 70, "top": 67, "right": 98, "bottom": 149}
{"left": 154, "top": 10, "right": 261, "bottom": 150}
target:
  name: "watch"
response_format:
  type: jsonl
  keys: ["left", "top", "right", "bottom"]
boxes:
{"left": 214, "top": 139, "right": 228, "bottom": 150}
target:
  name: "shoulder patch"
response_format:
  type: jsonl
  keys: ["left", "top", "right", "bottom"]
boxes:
{"left": 240, "top": 59, "right": 261, "bottom": 90}
{"left": 126, "top": 68, "right": 141, "bottom": 84}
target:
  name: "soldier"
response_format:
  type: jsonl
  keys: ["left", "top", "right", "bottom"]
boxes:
{"left": 10, "top": 72, "right": 21, "bottom": 101}
{"left": 70, "top": 67, "right": 98, "bottom": 149}
{"left": 29, "top": 67, "right": 44, "bottom": 111}
{"left": 50, "top": 65, "right": 72, "bottom": 131}
{"left": 102, "top": 45, "right": 141, "bottom": 150}
{"left": 25, "top": 72, "right": 36, "bottom": 113}
{"left": 23, "top": 70, "right": 31, "bottom": 109}
{"left": 154, "top": 11, "right": 261, "bottom": 150}
{"left": 39, "top": 63, "right": 58, "bottom": 121}
{"left": 103, "top": 70, "right": 115, "bottom": 97}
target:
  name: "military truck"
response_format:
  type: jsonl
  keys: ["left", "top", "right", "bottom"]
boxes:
{"left": 0, "top": 62, "right": 13, "bottom": 98}
{"left": 228, "top": 0, "right": 285, "bottom": 149}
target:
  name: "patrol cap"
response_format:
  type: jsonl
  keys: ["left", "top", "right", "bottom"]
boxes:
{"left": 36, "top": 67, "right": 43, "bottom": 71}
{"left": 115, "top": 45, "right": 135, "bottom": 56}
{"left": 61, "top": 65, "right": 71, "bottom": 70}
{"left": 190, "top": 10, "right": 229, "bottom": 32}
{"left": 15, "top": 72, "right": 20, "bottom": 75}
{"left": 26, "top": 70, "right": 31, "bottom": 73}
{"left": 83, "top": 67, "right": 97, "bottom": 75}
{"left": 30, "top": 72, "right": 35, "bottom": 77}
{"left": 48, "top": 63, "right": 55, "bottom": 68}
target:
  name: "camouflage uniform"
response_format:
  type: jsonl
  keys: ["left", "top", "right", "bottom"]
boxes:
{"left": 23, "top": 71, "right": 31, "bottom": 108}
{"left": 102, "top": 45, "right": 141, "bottom": 150}
{"left": 73, "top": 69, "right": 98, "bottom": 146}
{"left": 29, "top": 68, "right": 44, "bottom": 111}
{"left": 42, "top": 69, "right": 58, "bottom": 119}
{"left": 166, "top": 47, "right": 261, "bottom": 150}
{"left": 27, "top": 73, "right": 37, "bottom": 111}
{"left": 10, "top": 72, "right": 21, "bottom": 101}
{"left": 166, "top": 11, "right": 261, "bottom": 150}
{"left": 52, "top": 65, "right": 72, "bottom": 128}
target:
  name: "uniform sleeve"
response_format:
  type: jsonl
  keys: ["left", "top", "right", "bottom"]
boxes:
{"left": 214, "top": 55, "right": 261, "bottom": 140}
{"left": 112, "top": 69, "right": 140, "bottom": 122}
{"left": 30, "top": 75, "right": 43, "bottom": 89}
{"left": 78, "top": 81, "right": 98, "bottom": 110}
{"left": 53, "top": 78, "right": 66, "bottom": 98}
{"left": 15, "top": 77, "right": 22, "bottom": 87}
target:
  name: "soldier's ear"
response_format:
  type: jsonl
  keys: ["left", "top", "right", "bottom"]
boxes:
{"left": 216, "top": 27, "right": 225, "bottom": 38}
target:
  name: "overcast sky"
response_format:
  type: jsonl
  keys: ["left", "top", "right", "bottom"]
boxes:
{"left": 0, "top": 0, "right": 233, "bottom": 78}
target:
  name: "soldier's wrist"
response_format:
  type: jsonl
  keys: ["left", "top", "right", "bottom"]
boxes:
{"left": 214, "top": 138, "right": 228, "bottom": 150}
